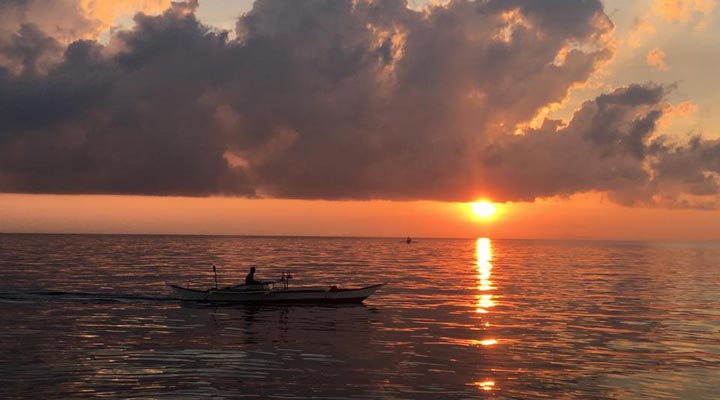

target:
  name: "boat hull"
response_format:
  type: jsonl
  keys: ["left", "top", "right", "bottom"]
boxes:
{"left": 169, "top": 284, "right": 383, "bottom": 304}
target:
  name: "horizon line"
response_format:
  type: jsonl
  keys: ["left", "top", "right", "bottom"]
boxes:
{"left": 2, "top": 231, "right": 719, "bottom": 243}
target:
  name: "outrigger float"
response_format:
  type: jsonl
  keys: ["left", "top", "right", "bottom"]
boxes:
{"left": 169, "top": 271, "right": 383, "bottom": 304}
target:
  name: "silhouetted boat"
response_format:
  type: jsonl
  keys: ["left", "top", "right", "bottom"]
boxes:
{"left": 169, "top": 282, "right": 383, "bottom": 304}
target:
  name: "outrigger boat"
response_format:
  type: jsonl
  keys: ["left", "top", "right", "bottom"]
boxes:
{"left": 169, "top": 271, "right": 383, "bottom": 304}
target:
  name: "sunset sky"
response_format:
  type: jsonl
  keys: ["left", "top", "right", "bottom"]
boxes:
{"left": 1, "top": 0, "right": 719, "bottom": 239}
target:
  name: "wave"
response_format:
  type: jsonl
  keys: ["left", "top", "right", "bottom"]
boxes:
{"left": 0, "top": 289, "right": 176, "bottom": 304}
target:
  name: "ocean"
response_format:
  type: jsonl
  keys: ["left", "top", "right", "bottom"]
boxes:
{"left": 0, "top": 234, "right": 718, "bottom": 399}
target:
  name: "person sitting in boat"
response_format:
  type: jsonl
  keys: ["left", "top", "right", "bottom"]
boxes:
{"left": 245, "top": 267, "right": 260, "bottom": 285}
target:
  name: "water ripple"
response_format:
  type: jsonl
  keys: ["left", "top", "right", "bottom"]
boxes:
{"left": 1, "top": 234, "right": 719, "bottom": 399}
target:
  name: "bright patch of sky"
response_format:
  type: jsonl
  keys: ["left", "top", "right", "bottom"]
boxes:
{"left": 558, "top": 0, "right": 720, "bottom": 139}
{"left": 196, "top": 0, "right": 254, "bottom": 33}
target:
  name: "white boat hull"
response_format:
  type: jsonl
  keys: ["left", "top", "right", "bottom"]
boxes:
{"left": 169, "top": 284, "right": 383, "bottom": 304}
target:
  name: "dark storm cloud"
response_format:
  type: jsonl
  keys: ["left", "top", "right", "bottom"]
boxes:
{"left": 0, "top": 0, "right": 99, "bottom": 45}
{"left": 0, "top": 24, "right": 63, "bottom": 74}
{"left": 476, "top": 84, "right": 665, "bottom": 202}
{"left": 0, "top": 1, "right": 253, "bottom": 195}
{"left": 0, "top": 0, "right": 718, "bottom": 208}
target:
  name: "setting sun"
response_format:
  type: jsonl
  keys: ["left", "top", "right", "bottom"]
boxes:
{"left": 471, "top": 201, "right": 497, "bottom": 219}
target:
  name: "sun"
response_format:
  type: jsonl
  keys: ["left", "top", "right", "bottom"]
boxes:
{"left": 471, "top": 201, "right": 497, "bottom": 219}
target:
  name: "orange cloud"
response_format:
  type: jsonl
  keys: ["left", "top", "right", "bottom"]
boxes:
{"left": 671, "top": 100, "right": 699, "bottom": 117}
{"left": 658, "top": 100, "right": 699, "bottom": 131}
{"left": 654, "top": 0, "right": 716, "bottom": 22}
{"left": 629, "top": 0, "right": 715, "bottom": 48}
{"left": 647, "top": 48, "right": 669, "bottom": 71}
{"left": 629, "top": 17, "right": 656, "bottom": 48}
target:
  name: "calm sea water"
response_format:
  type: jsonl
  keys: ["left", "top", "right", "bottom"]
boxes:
{"left": 0, "top": 234, "right": 719, "bottom": 399}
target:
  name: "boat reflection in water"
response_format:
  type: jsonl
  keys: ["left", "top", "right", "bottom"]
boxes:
{"left": 472, "top": 237, "right": 498, "bottom": 392}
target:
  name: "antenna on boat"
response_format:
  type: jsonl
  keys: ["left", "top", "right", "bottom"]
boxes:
{"left": 280, "top": 271, "right": 293, "bottom": 289}
{"left": 212, "top": 265, "right": 218, "bottom": 289}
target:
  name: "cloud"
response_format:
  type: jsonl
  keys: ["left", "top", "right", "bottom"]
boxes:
{"left": 649, "top": 136, "right": 720, "bottom": 208}
{"left": 646, "top": 48, "right": 669, "bottom": 70}
{"left": 629, "top": 16, "right": 656, "bottom": 48}
{"left": 668, "top": 100, "right": 699, "bottom": 117}
{"left": 486, "top": 84, "right": 720, "bottom": 208}
{"left": 79, "top": 0, "right": 173, "bottom": 32}
{"left": 0, "top": 0, "right": 97, "bottom": 43}
{"left": 654, "top": 0, "right": 716, "bottom": 22}
{"left": 0, "top": 0, "right": 171, "bottom": 73}
{"left": 0, "top": 24, "right": 63, "bottom": 75}
{"left": 0, "top": 0, "right": 172, "bottom": 41}
{"left": 0, "top": 0, "right": 718, "bottom": 208}
{"left": 629, "top": 0, "right": 715, "bottom": 48}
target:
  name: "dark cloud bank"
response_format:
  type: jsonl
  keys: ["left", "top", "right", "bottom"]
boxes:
{"left": 1, "top": 0, "right": 718, "bottom": 208}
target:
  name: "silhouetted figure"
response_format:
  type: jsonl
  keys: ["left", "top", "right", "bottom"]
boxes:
{"left": 245, "top": 267, "right": 259, "bottom": 285}
{"left": 406, "top": 237, "right": 412, "bottom": 244}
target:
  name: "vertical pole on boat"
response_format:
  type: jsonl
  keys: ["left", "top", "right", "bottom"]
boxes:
{"left": 213, "top": 265, "right": 218, "bottom": 289}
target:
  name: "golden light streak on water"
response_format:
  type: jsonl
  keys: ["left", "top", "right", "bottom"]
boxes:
{"left": 473, "top": 238, "right": 500, "bottom": 391}
{"left": 475, "top": 238, "right": 495, "bottom": 313}
{"left": 474, "top": 380, "right": 495, "bottom": 391}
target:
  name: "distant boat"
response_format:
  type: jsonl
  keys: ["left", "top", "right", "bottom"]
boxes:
{"left": 169, "top": 281, "right": 383, "bottom": 304}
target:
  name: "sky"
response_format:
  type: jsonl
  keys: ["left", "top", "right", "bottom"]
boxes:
{"left": 1, "top": 0, "right": 719, "bottom": 240}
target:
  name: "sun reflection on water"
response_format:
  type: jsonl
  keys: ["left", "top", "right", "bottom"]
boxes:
{"left": 475, "top": 238, "right": 495, "bottom": 313}
{"left": 478, "top": 338, "right": 498, "bottom": 346}
{"left": 473, "top": 380, "right": 495, "bottom": 391}
{"left": 474, "top": 238, "right": 498, "bottom": 392}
